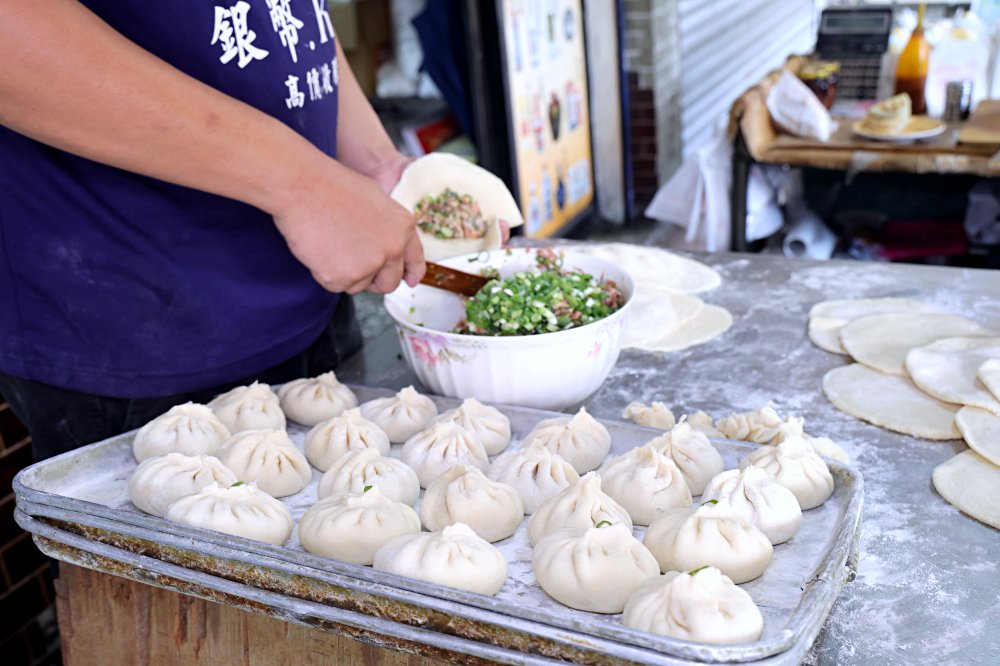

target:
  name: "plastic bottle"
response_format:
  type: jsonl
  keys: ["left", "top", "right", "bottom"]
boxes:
{"left": 895, "top": 3, "right": 930, "bottom": 114}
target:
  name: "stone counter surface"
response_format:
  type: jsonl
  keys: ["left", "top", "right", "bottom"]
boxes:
{"left": 341, "top": 251, "right": 1000, "bottom": 665}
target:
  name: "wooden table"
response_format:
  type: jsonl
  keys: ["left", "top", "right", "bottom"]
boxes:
{"left": 727, "top": 58, "right": 1000, "bottom": 251}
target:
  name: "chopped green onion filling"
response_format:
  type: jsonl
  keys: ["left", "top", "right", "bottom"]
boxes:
{"left": 454, "top": 251, "right": 624, "bottom": 336}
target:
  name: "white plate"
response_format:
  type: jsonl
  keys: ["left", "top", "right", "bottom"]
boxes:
{"left": 852, "top": 117, "right": 947, "bottom": 142}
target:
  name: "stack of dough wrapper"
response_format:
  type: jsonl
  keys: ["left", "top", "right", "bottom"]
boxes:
{"left": 808, "top": 297, "right": 1000, "bottom": 530}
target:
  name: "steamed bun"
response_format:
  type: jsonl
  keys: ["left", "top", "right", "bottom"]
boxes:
{"left": 132, "top": 402, "right": 230, "bottom": 462}
{"left": 297, "top": 487, "right": 420, "bottom": 565}
{"left": 278, "top": 371, "right": 357, "bottom": 426}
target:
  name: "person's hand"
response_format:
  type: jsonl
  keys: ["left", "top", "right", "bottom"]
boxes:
{"left": 364, "top": 152, "right": 413, "bottom": 195}
{"left": 271, "top": 156, "right": 425, "bottom": 295}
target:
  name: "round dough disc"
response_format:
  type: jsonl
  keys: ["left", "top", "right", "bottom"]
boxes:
{"left": 390, "top": 153, "right": 523, "bottom": 261}
{"left": 932, "top": 449, "right": 1000, "bottom": 530}
{"left": 578, "top": 243, "right": 722, "bottom": 294}
{"left": 807, "top": 298, "right": 943, "bottom": 355}
{"left": 623, "top": 288, "right": 677, "bottom": 347}
{"left": 623, "top": 288, "right": 705, "bottom": 347}
{"left": 822, "top": 363, "right": 961, "bottom": 440}
{"left": 906, "top": 337, "right": 1000, "bottom": 415}
{"left": 955, "top": 406, "right": 1000, "bottom": 467}
{"left": 639, "top": 304, "right": 732, "bottom": 353}
{"left": 839, "top": 312, "right": 990, "bottom": 376}
{"left": 979, "top": 358, "right": 1000, "bottom": 403}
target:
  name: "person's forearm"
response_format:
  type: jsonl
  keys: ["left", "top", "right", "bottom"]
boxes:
{"left": 0, "top": 0, "right": 327, "bottom": 216}
{"left": 333, "top": 41, "right": 405, "bottom": 178}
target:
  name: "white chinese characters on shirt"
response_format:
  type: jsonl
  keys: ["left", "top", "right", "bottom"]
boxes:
{"left": 211, "top": 1, "right": 338, "bottom": 111}
{"left": 211, "top": 1, "right": 269, "bottom": 69}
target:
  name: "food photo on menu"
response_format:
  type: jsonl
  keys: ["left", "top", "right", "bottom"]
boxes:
{"left": 1, "top": 1, "right": 998, "bottom": 665}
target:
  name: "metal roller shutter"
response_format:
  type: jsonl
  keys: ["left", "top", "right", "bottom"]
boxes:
{"left": 678, "top": 0, "right": 818, "bottom": 157}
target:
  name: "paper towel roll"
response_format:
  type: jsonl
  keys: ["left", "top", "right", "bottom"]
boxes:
{"left": 783, "top": 207, "right": 837, "bottom": 260}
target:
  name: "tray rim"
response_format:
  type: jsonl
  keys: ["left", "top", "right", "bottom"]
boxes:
{"left": 13, "top": 386, "right": 864, "bottom": 664}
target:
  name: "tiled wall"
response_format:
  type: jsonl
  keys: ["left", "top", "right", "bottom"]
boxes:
{"left": 0, "top": 396, "right": 60, "bottom": 665}
{"left": 622, "top": 0, "right": 683, "bottom": 214}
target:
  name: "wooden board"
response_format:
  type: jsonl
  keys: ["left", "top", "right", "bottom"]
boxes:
{"left": 959, "top": 100, "right": 1000, "bottom": 146}
{"left": 56, "top": 564, "right": 445, "bottom": 666}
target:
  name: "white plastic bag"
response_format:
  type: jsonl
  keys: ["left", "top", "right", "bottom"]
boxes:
{"left": 765, "top": 71, "right": 835, "bottom": 142}
{"left": 645, "top": 133, "right": 732, "bottom": 251}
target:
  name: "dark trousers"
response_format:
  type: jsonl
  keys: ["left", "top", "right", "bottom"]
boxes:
{"left": 0, "top": 296, "right": 363, "bottom": 462}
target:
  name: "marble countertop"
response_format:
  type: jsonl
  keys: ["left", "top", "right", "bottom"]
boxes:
{"left": 339, "top": 249, "right": 1000, "bottom": 665}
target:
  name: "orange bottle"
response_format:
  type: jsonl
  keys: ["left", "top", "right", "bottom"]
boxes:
{"left": 895, "top": 4, "right": 930, "bottom": 115}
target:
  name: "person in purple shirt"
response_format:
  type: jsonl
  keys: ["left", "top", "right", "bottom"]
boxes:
{"left": 0, "top": 1, "right": 427, "bottom": 460}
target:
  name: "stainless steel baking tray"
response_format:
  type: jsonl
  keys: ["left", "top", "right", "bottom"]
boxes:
{"left": 14, "top": 386, "right": 863, "bottom": 665}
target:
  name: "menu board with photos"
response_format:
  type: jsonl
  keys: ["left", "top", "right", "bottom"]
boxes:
{"left": 498, "top": 0, "right": 594, "bottom": 238}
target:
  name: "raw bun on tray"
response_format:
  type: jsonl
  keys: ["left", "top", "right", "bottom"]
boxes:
{"left": 128, "top": 453, "right": 237, "bottom": 517}
{"left": 360, "top": 386, "right": 438, "bottom": 444}
{"left": 701, "top": 465, "right": 803, "bottom": 545}
{"left": 165, "top": 481, "right": 293, "bottom": 546}
{"left": 717, "top": 407, "right": 851, "bottom": 464}
{"left": 646, "top": 421, "right": 725, "bottom": 495}
{"left": 400, "top": 421, "right": 489, "bottom": 488}
{"left": 373, "top": 522, "right": 508, "bottom": 596}
{"left": 208, "top": 382, "right": 286, "bottom": 433}
{"left": 217, "top": 429, "right": 312, "bottom": 498}
{"left": 297, "top": 487, "right": 420, "bottom": 565}
{"left": 716, "top": 406, "right": 788, "bottom": 445}
{"left": 304, "top": 407, "right": 391, "bottom": 471}
{"left": 132, "top": 402, "right": 231, "bottom": 462}
{"left": 622, "top": 567, "right": 764, "bottom": 644}
{"left": 432, "top": 398, "right": 511, "bottom": 455}
{"left": 487, "top": 443, "right": 580, "bottom": 514}
{"left": 532, "top": 523, "right": 660, "bottom": 614}
{"left": 687, "top": 410, "right": 724, "bottom": 438}
{"left": 739, "top": 436, "right": 834, "bottom": 510}
{"left": 622, "top": 401, "right": 677, "bottom": 429}
{"left": 278, "top": 371, "right": 357, "bottom": 426}
{"left": 598, "top": 445, "right": 692, "bottom": 525}
{"left": 643, "top": 502, "right": 773, "bottom": 584}
{"left": 526, "top": 472, "right": 633, "bottom": 546}
{"left": 419, "top": 465, "right": 524, "bottom": 542}
{"left": 389, "top": 153, "right": 523, "bottom": 261}
{"left": 522, "top": 407, "right": 612, "bottom": 474}
{"left": 317, "top": 448, "right": 420, "bottom": 506}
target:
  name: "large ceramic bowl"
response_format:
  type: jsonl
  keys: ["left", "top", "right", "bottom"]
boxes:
{"left": 384, "top": 248, "right": 634, "bottom": 410}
